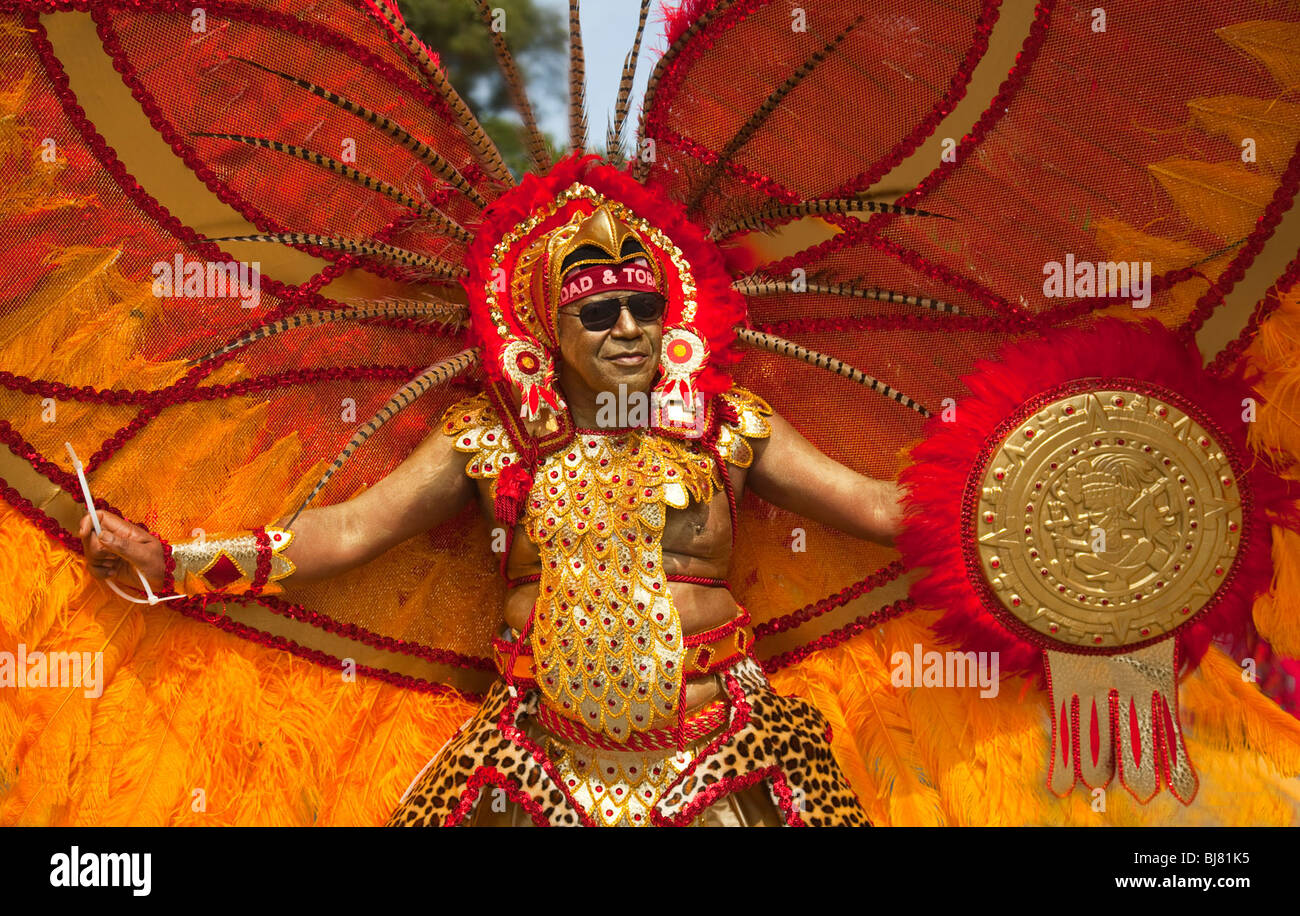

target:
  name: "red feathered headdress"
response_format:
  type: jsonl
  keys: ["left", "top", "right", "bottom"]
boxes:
{"left": 463, "top": 153, "right": 745, "bottom": 428}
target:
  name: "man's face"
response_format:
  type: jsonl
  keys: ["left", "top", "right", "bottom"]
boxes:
{"left": 556, "top": 289, "right": 663, "bottom": 399}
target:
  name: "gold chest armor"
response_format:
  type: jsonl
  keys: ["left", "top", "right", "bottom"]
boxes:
{"left": 444, "top": 388, "right": 772, "bottom": 743}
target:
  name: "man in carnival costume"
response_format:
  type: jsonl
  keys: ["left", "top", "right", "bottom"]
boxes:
{"left": 9, "top": 0, "right": 1300, "bottom": 829}
{"left": 83, "top": 156, "right": 896, "bottom": 826}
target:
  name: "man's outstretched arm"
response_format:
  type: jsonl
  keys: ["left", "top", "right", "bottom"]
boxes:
{"left": 80, "top": 423, "right": 476, "bottom": 588}
{"left": 744, "top": 409, "right": 902, "bottom": 545}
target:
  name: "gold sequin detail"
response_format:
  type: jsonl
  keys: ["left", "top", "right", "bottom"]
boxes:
{"left": 527, "top": 431, "right": 719, "bottom": 740}
{"left": 442, "top": 388, "right": 774, "bottom": 742}
{"left": 716, "top": 387, "right": 773, "bottom": 468}
{"left": 547, "top": 738, "right": 695, "bottom": 827}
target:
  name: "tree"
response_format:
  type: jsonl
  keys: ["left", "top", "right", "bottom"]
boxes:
{"left": 396, "top": 0, "right": 567, "bottom": 176}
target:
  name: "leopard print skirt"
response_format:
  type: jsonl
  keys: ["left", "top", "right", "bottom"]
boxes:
{"left": 386, "top": 657, "right": 868, "bottom": 827}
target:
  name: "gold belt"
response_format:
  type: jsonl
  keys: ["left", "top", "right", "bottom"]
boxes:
{"left": 493, "top": 607, "right": 753, "bottom": 689}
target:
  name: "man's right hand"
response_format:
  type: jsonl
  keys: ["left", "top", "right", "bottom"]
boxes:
{"left": 78, "top": 511, "right": 166, "bottom": 587}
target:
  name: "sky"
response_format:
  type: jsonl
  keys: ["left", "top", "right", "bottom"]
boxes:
{"left": 532, "top": 0, "right": 669, "bottom": 152}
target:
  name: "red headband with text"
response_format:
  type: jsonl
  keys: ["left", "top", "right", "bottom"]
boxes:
{"left": 559, "top": 257, "right": 659, "bottom": 306}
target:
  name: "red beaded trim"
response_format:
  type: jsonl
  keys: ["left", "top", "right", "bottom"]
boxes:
{"left": 643, "top": 0, "right": 780, "bottom": 196}
{"left": 503, "top": 571, "right": 727, "bottom": 590}
{"left": 761, "top": 598, "right": 916, "bottom": 674}
{"left": 649, "top": 666, "right": 754, "bottom": 825}
{"left": 841, "top": 0, "right": 1056, "bottom": 227}
{"left": 0, "top": 462, "right": 496, "bottom": 676}
{"left": 0, "top": 477, "right": 83, "bottom": 552}
{"left": 0, "top": 365, "right": 430, "bottom": 408}
{"left": 754, "top": 2, "right": 1057, "bottom": 324}
{"left": 175, "top": 594, "right": 479, "bottom": 699}
{"left": 95, "top": 3, "right": 445, "bottom": 293}
{"left": 63, "top": 0, "right": 462, "bottom": 131}
{"left": 683, "top": 606, "right": 751, "bottom": 647}
{"left": 494, "top": 609, "right": 597, "bottom": 825}
{"left": 1208, "top": 249, "right": 1300, "bottom": 376}
{"left": 536, "top": 699, "right": 728, "bottom": 752}
{"left": 158, "top": 535, "right": 176, "bottom": 595}
{"left": 95, "top": 7, "right": 451, "bottom": 301}
{"left": 442, "top": 766, "right": 551, "bottom": 827}
{"left": 669, "top": 765, "right": 805, "bottom": 827}
{"left": 245, "top": 592, "right": 494, "bottom": 672}
{"left": 830, "top": 0, "right": 1001, "bottom": 199}
{"left": 28, "top": 13, "right": 345, "bottom": 314}
{"left": 756, "top": 313, "right": 1008, "bottom": 337}
{"left": 654, "top": 128, "right": 799, "bottom": 203}
{"left": 754, "top": 559, "right": 905, "bottom": 639}
{"left": 1176, "top": 151, "right": 1300, "bottom": 345}
{"left": 248, "top": 526, "right": 272, "bottom": 595}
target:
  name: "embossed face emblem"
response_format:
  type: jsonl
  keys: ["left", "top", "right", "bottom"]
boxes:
{"left": 972, "top": 388, "right": 1243, "bottom": 651}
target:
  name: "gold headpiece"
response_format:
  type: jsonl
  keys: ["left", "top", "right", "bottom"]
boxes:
{"left": 512, "top": 203, "right": 663, "bottom": 348}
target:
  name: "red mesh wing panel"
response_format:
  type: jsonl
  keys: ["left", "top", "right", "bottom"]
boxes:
{"left": 0, "top": 2, "right": 510, "bottom": 692}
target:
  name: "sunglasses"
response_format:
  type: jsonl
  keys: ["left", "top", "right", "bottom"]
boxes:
{"left": 559, "top": 292, "right": 666, "bottom": 332}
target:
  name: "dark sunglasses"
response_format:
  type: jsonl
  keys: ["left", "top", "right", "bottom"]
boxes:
{"left": 559, "top": 292, "right": 666, "bottom": 332}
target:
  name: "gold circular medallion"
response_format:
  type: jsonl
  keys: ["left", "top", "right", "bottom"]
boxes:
{"left": 974, "top": 387, "right": 1243, "bottom": 651}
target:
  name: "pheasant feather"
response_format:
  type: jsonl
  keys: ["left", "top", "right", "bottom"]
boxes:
{"left": 191, "top": 133, "right": 471, "bottom": 242}
{"left": 367, "top": 0, "right": 513, "bottom": 186}
{"left": 712, "top": 198, "right": 953, "bottom": 238}
{"left": 734, "top": 326, "right": 930, "bottom": 416}
{"left": 605, "top": 0, "right": 651, "bottom": 166}
{"left": 229, "top": 57, "right": 487, "bottom": 207}
{"left": 286, "top": 348, "right": 480, "bottom": 526}
{"left": 733, "top": 276, "right": 960, "bottom": 314}
{"left": 686, "top": 16, "right": 863, "bottom": 214}
{"left": 204, "top": 232, "right": 467, "bottom": 280}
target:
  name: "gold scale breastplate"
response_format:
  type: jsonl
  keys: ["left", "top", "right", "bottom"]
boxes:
{"left": 444, "top": 387, "right": 773, "bottom": 738}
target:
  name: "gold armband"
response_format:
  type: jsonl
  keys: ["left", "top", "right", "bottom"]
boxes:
{"left": 165, "top": 526, "right": 296, "bottom": 596}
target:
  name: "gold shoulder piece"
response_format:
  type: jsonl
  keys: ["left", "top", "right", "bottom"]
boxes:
{"left": 716, "top": 386, "right": 773, "bottom": 468}
{"left": 440, "top": 392, "right": 521, "bottom": 481}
